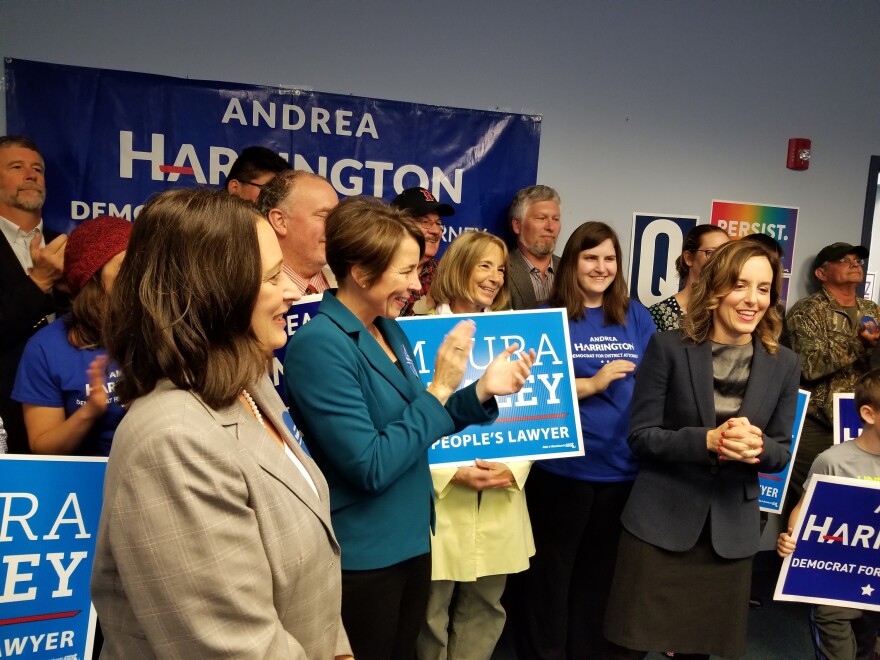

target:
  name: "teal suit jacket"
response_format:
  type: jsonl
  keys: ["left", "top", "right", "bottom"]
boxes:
{"left": 285, "top": 292, "right": 498, "bottom": 570}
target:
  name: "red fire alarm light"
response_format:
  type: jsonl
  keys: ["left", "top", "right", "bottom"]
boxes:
{"left": 787, "top": 138, "right": 811, "bottom": 170}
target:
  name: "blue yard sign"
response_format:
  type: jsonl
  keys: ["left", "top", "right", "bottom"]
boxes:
{"left": 398, "top": 309, "right": 583, "bottom": 467}
{"left": 834, "top": 392, "right": 862, "bottom": 445}
{"left": 272, "top": 294, "right": 323, "bottom": 404}
{"left": 759, "top": 389, "right": 810, "bottom": 514}
{"left": 0, "top": 456, "right": 107, "bottom": 659}
{"left": 776, "top": 475, "right": 880, "bottom": 611}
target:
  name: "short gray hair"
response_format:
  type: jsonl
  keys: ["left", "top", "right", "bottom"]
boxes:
{"left": 508, "top": 185, "right": 560, "bottom": 232}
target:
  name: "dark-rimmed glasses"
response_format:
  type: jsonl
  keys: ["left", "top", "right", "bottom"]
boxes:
{"left": 692, "top": 249, "right": 717, "bottom": 259}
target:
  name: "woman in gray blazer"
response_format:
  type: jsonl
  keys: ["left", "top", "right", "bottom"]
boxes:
{"left": 91, "top": 189, "right": 351, "bottom": 659}
{"left": 604, "top": 239, "right": 800, "bottom": 659}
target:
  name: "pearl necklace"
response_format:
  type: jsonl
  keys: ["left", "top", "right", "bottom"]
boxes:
{"left": 240, "top": 389, "right": 265, "bottom": 428}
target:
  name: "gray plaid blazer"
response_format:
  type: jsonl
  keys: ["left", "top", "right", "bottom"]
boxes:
{"left": 91, "top": 376, "right": 349, "bottom": 658}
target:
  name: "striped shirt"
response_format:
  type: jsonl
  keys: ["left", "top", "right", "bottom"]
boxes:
{"left": 283, "top": 264, "right": 331, "bottom": 295}
{"left": 518, "top": 250, "right": 555, "bottom": 306}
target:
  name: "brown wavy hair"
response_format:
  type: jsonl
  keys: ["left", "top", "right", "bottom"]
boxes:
{"left": 682, "top": 239, "right": 783, "bottom": 354}
{"left": 550, "top": 221, "right": 629, "bottom": 324}
{"left": 104, "top": 189, "right": 266, "bottom": 408}
{"left": 432, "top": 231, "right": 510, "bottom": 311}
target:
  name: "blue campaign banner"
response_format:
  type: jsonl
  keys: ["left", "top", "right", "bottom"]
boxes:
{"left": 628, "top": 214, "right": 699, "bottom": 306}
{"left": 0, "top": 456, "right": 107, "bottom": 659}
{"left": 271, "top": 294, "right": 323, "bottom": 403}
{"left": 775, "top": 475, "right": 880, "bottom": 612}
{"left": 398, "top": 309, "right": 583, "bottom": 467}
{"left": 4, "top": 59, "right": 541, "bottom": 254}
{"left": 759, "top": 389, "right": 810, "bottom": 514}
{"left": 834, "top": 392, "right": 862, "bottom": 445}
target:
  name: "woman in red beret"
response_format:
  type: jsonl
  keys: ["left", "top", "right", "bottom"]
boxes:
{"left": 12, "top": 215, "right": 131, "bottom": 456}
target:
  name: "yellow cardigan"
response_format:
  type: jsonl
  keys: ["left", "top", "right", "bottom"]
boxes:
{"left": 427, "top": 303, "right": 535, "bottom": 581}
{"left": 429, "top": 461, "right": 535, "bottom": 582}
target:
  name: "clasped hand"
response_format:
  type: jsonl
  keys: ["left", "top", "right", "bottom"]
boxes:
{"left": 452, "top": 459, "right": 515, "bottom": 492}
{"left": 706, "top": 417, "right": 763, "bottom": 464}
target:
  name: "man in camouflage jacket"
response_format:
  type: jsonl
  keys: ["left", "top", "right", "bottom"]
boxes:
{"left": 785, "top": 242, "right": 880, "bottom": 509}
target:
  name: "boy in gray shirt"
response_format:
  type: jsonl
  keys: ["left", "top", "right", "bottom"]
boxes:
{"left": 778, "top": 369, "right": 880, "bottom": 660}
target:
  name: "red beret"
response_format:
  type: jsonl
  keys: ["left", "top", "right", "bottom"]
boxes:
{"left": 63, "top": 215, "right": 132, "bottom": 294}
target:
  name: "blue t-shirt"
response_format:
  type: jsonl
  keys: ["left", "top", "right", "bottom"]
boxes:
{"left": 12, "top": 317, "right": 125, "bottom": 456}
{"left": 539, "top": 301, "right": 656, "bottom": 482}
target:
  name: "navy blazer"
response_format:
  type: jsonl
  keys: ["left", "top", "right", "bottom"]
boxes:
{"left": 285, "top": 291, "right": 498, "bottom": 570}
{"left": 0, "top": 228, "right": 67, "bottom": 452}
{"left": 622, "top": 330, "right": 800, "bottom": 559}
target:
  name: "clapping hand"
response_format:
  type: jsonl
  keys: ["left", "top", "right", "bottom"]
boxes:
{"left": 577, "top": 359, "right": 636, "bottom": 398}
{"left": 475, "top": 343, "right": 536, "bottom": 403}
{"left": 427, "top": 320, "right": 477, "bottom": 405}
{"left": 84, "top": 356, "right": 110, "bottom": 418}
{"left": 29, "top": 231, "right": 67, "bottom": 292}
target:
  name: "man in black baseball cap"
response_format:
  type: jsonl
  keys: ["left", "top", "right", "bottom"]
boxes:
{"left": 811, "top": 242, "right": 869, "bottom": 271}
{"left": 786, "top": 240, "right": 880, "bottom": 519}
{"left": 391, "top": 187, "right": 455, "bottom": 315}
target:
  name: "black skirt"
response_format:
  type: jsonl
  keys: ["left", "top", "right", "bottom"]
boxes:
{"left": 604, "top": 525, "right": 752, "bottom": 659}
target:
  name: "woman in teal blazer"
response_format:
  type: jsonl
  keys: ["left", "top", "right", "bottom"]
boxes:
{"left": 285, "top": 197, "right": 534, "bottom": 660}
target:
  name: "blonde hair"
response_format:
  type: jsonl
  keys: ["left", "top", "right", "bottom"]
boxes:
{"left": 682, "top": 240, "right": 783, "bottom": 354}
{"left": 432, "top": 231, "right": 510, "bottom": 311}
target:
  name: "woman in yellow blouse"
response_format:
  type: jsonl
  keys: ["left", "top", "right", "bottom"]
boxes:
{"left": 416, "top": 231, "right": 535, "bottom": 660}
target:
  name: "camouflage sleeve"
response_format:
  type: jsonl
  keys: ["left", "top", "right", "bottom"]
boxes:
{"left": 786, "top": 298, "right": 864, "bottom": 382}
{"left": 863, "top": 300, "right": 880, "bottom": 366}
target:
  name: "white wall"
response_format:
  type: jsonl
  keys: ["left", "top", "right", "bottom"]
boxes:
{"left": 2, "top": 0, "right": 878, "bottom": 302}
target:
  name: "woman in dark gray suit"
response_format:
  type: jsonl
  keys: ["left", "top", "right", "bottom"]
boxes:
{"left": 91, "top": 189, "right": 351, "bottom": 659}
{"left": 604, "top": 239, "right": 800, "bottom": 659}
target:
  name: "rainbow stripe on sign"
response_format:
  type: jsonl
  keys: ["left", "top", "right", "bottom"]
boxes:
{"left": 710, "top": 200, "right": 798, "bottom": 274}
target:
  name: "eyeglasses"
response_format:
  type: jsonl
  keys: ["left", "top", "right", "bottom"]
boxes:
{"left": 237, "top": 180, "right": 265, "bottom": 189}
{"left": 828, "top": 257, "right": 864, "bottom": 268}
{"left": 414, "top": 217, "right": 443, "bottom": 230}
{"left": 692, "top": 249, "right": 717, "bottom": 259}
